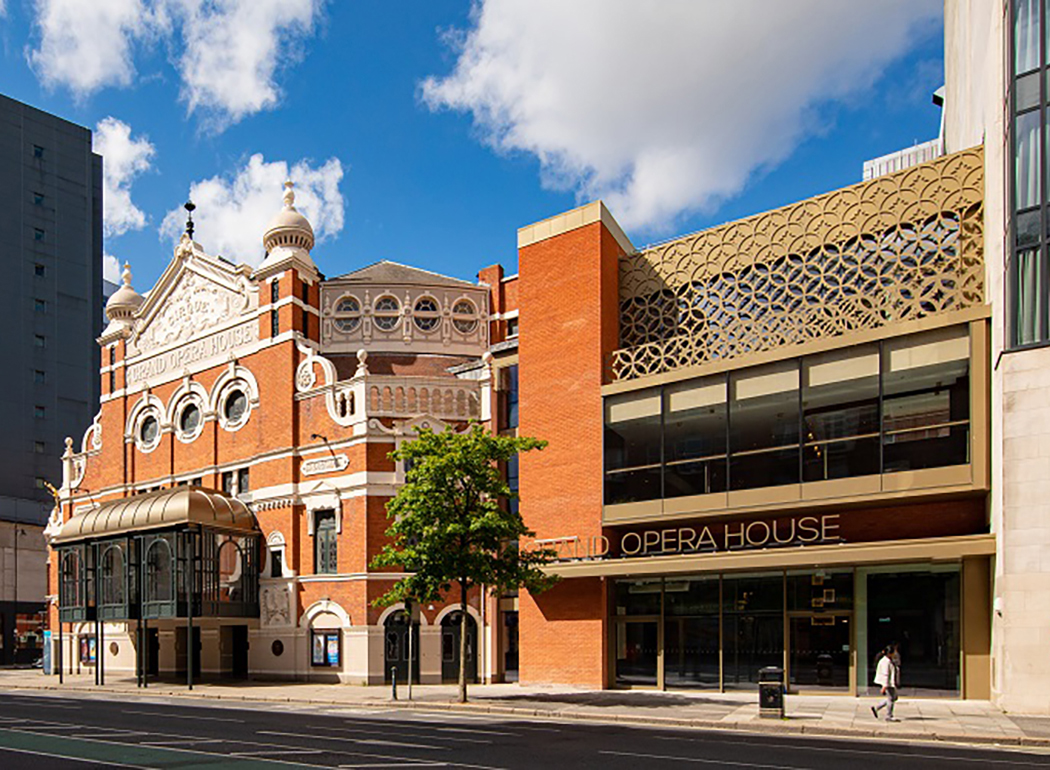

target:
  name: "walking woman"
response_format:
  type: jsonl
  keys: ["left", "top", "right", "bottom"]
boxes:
{"left": 871, "top": 645, "right": 900, "bottom": 722}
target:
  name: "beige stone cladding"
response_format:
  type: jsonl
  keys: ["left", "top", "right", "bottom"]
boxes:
{"left": 943, "top": 0, "right": 1050, "bottom": 713}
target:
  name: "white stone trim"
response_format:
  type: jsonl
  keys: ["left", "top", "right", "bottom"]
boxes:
{"left": 376, "top": 603, "right": 430, "bottom": 627}
{"left": 301, "top": 599, "right": 351, "bottom": 628}
{"left": 434, "top": 603, "right": 481, "bottom": 626}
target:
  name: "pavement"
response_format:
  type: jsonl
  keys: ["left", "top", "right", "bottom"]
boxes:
{"left": 2, "top": 669, "right": 1049, "bottom": 749}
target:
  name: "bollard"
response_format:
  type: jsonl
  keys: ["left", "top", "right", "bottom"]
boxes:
{"left": 391, "top": 666, "right": 398, "bottom": 701}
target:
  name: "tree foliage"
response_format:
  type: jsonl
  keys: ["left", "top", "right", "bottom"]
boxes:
{"left": 371, "top": 423, "right": 558, "bottom": 701}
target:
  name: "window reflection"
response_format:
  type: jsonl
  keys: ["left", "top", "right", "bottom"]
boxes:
{"left": 603, "top": 326, "right": 974, "bottom": 505}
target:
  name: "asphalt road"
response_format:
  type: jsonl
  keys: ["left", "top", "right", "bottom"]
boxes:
{"left": 0, "top": 690, "right": 1047, "bottom": 770}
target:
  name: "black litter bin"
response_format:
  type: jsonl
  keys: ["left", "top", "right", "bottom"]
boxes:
{"left": 758, "top": 666, "right": 784, "bottom": 718}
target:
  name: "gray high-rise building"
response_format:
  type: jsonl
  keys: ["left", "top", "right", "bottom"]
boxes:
{"left": 0, "top": 93, "right": 101, "bottom": 663}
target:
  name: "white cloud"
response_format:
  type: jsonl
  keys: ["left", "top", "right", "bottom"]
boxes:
{"left": 422, "top": 0, "right": 940, "bottom": 233}
{"left": 173, "top": 0, "right": 322, "bottom": 129}
{"left": 27, "top": 0, "right": 153, "bottom": 96}
{"left": 26, "top": 0, "right": 323, "bottom": 129}
{"left": 94, "top": 117, "right": 155, "bottom": 237}
{"left": 103, "top": 253, "right": 122, "bottom": 285}
{"left": 160, "top": 153, "right": 345, "bottom": 266}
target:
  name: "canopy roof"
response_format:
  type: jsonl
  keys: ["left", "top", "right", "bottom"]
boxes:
{"left": 54, "top": 487, "right": 258, "bottom": 544}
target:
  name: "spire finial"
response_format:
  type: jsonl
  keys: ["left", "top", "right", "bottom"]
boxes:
{"left": 283, "top": 180, "right": 295, "bottom": 209}
{"left": 121, "top": 262, "right": 132, "bottom": 286}
{"left": 184, "top": 199, "right": 196, "bottom": 240}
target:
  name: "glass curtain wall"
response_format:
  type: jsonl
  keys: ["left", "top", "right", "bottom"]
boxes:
{"left": 604, "top": 327, "right": 972, "bottom": 504}
{"left": 1011, "top": 0, "right": 1050, "bottom": 345}
{"left": 613, "top": 566, "right": 960, "bottom": 695}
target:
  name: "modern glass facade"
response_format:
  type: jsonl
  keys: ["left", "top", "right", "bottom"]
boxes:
{"left": 612, "top": 565, "right": 961, "bottom": 695}
{"left": 605, "top": 325, "right": 972, "bottom": 504}
{"left": 1011, "top": 0, "right": 1050, "bottom": 345}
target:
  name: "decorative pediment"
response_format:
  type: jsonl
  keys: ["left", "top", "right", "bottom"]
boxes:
{"left": 129, "top": 243, "right": 257, "bottom": 356}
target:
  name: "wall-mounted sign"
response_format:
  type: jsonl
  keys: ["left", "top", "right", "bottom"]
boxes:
{"left": 538, "top": 513, "right": 841, "bottom": 562}
{"left": 126, "top": 321, "right": 258, "bottom": 386}
{"left": 301, "top": 454, "right": 350, "bottom": 476}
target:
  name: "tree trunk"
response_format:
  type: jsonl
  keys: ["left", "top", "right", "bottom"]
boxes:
{"left": 459, "top": 578, "right": 468, "bottom": 703}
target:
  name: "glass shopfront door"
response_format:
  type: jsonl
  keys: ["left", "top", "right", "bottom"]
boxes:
{"left": 788, "top": 613, "right": 852, "bottom": 691}
{"left": 614, "top": 620, "right": 659, "bottom": 687}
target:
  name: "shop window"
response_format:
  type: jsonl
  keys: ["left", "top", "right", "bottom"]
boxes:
{"left": 604, "top": 389, "right": 661, "bottom": 504}
{"left": 663, "top": 377, "right": 727, "bottom": 497}
{"left": 802, "top": 346, "right": 880, "bottom": 482}
{"left": 881, "top": 328, "right": 970, "bottom": 472}
{"left": 311, "top": 630, "right": 340, "bottom": 666}
{"left": 15, "top": 613, "right": 44, "bottom": 658}
{"left": 729, "top": 361, "right": 800, "bottom": 490}
{"left": 314, "top": 510, "right": 337, "bottom": 574}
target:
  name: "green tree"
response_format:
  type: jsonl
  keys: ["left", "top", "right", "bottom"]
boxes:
{"left": 371, "top": 423, "right": 558, "bottom": 702}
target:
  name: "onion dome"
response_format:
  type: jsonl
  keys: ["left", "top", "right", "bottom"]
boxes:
{"left": 263, "top": 181, "right": 315, "bottom": 254}
{"left": 105, "top": 263, "right": 143, "bottom": 322}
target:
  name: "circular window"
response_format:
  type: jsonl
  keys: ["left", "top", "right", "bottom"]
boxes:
{"left": 334, "top": 296, "right": 360, "bottom": 333}
{"left": 179, "top": 403, "right": 201, "bottom": 436}
{"left": 271, "top": 639, "right": 284, "bottom": 657}
{"left": 225, "top": 390, "right": 248, "bottom": 424}
{"left": 413, "top": 297, "right": 440, "bottom": 332}
{"left": 373, "top": 296, "right": 400, "bottom": 331}
{"left": 140, "top": 414, "right": 159, "bottom": 445}
{"left": 452, "top": 300, "right": 478, "bottom": 334}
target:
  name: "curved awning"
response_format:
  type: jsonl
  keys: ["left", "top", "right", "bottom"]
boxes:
{"left": 54, "top": 487, "right": 258, "bottom": 544}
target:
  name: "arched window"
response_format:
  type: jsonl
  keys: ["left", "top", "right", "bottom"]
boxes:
{"left": 99, "top": 546, "right": 124, "bottom": 606}
{"left": 452, "top": 300, "right": 478, "bottom": 334}
{"left": 373, "top": 296, "right": 400, "bottom": 331}
{"left": 413, "top": 297, "right": 440, "bottom": 332}
{"left": 145, "top": 540, "right": 173, "bottom": 603}
{"left": 60, "top": 550, "right": 81, "bottom": 607}
{"left": 334, "top": 296, "right": 361, "bottom": 332}
{"left": 217, "top": 540, "right": 243, "bottom": 602}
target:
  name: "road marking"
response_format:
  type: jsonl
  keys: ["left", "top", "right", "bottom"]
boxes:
{"left": 259, "top": 729, "right": 450, "bottom": 751}
{"left": 652, "top": 734, "right": 1050, "bottom": 765}
{"left": 232, "top": 749, "right": 326, "bottom": 756}
{"left": 0, "top": 744, "right": 157, "bottom": 768}
{"left": 601, "top": 749, "right": 804, "bottom": 769}
{"left": 139, "top": 738, "right": 226, "bottom": 746}
{"left": 338, "top": 760, "right": 449, "bottom": 764}
{"left": 310, "top": 724, "right": 493, "bottom": 744}
{"left": 123, "top": 708, "right": 245, "bottom": 722}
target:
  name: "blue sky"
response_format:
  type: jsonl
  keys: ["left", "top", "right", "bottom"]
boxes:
{"left": 0, "top": 1, "right": 943, "bottom": 291}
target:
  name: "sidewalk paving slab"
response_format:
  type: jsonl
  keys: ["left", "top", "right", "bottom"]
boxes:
{"left": 1, "top": 670, "right": 1048, "bottom": 750}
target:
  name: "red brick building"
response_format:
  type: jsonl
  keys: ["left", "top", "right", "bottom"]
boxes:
{"left": 47, "top": 184, "right": 516, "bottom": 684}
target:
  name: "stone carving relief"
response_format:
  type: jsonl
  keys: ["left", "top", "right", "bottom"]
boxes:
{"left": 132, "top": 268, "right": 252, "bottom": 355}
{"left": 81, "top": 411, "right": 103, "bottom": 453}
{"left": 261, "top": 585, "right": 292, "bottom": 627}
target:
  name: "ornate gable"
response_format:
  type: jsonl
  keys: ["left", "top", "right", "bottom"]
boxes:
{"left": 129, "top": 238, "right": 258, "bottom": 357}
